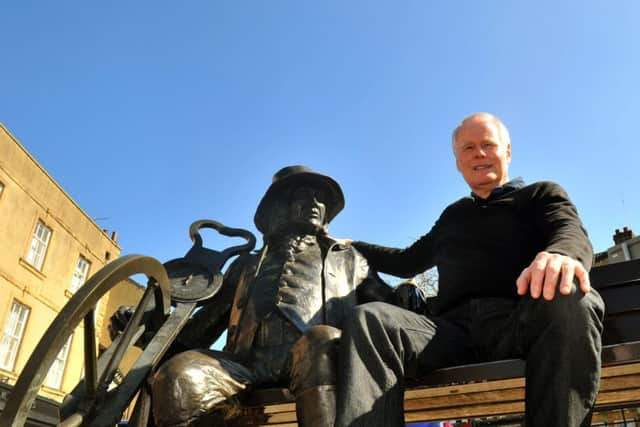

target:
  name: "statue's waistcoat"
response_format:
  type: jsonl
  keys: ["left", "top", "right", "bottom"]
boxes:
{"left": 225, "top": 235, "right": 366, "bottom": 359}
{"left": 252, "top": 235, "right": 324, "bottom": 327}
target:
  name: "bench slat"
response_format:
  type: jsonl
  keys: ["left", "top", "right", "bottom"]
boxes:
{"left": 591, "top": 259, "right": 640, "bottom": 288}
{"left": 405, "top": 388, "right": 523, "bottom": 411}
{"left": 404, "top": 385, "right": 640, "bottom": 423}
{"left": 406, "top": 378, "right": 524, "bottom": 399}
{"left": 405, "top": 374, "right": 640, "bottom": 412}
{"left": 597, "top": 284, "right": 640, "bottom": 314}
{"left": 604, "top": 316, "right": 640, "bottom": 345}
{"left": 592, "top": 408, "right": 640, "bottom": 423}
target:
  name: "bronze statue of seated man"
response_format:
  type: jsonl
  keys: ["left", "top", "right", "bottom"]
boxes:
{"left": 149, "top": 165, "right": 424, "bottom": 427}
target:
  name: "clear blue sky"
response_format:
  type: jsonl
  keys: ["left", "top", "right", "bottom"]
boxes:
{"left": 2, "top": 1, "right": 639, "bottom": 266}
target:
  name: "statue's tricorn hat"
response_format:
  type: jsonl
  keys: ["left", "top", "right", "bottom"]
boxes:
{"left": 254, "top": 165, "right": 345, "bottom": 233}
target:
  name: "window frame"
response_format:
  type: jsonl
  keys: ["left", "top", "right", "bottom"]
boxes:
{"left": 44, "top": 334, "right": 72, "bottom": 389}
{"left": 0, "top": 300, "right": 31, "bottom": 372}
{"left": 69, "top": 255, "right": 91, "bottom": 293}
{"left": 25, "top": 220, "right": 52, "bottom": 271}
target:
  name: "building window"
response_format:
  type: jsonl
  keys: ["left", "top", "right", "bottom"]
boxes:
{"left": 44, "top": 335, "right": 72, "bottom": 389}
{"left": 25, "top": 220, "right": 52, "bottom": 270}
{"left": 70, "top": 256, "right": 91, "bottom": 292}
{"left": 0, "top": 301, "right": 30, "bottom": 371}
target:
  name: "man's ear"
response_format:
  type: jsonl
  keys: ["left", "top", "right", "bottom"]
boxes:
{"left": 506, "top": 143, "right": 512, "bottom": 163}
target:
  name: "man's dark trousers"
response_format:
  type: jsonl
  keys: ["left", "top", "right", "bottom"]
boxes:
{"left": 335, "top": 289, "right": 605, "bottom": 427}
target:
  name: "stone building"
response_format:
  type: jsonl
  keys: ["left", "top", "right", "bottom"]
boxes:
{"left": 0, "top": 123, "right": 143, "bottom": 422}
{"left": 593, "top": 227, "right": 640, "bottom": 266}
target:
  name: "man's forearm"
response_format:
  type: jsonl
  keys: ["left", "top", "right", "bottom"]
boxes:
{"left": 352, "top": 241, "right": 428, "bottom": 278}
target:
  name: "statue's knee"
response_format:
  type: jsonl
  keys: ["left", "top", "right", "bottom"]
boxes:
{"left": 152, "top": 351, "right": 205, "bottom": 425}
{"left": 153, "top": 351, "right": 195, "bottom": 393}
{"left": 290, "top": 326, "right": 341, "bottom": 393}
{"left": 151, "top": 350, "right": 248, "bottom": 427}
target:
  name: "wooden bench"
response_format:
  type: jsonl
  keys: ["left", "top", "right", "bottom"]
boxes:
{"left": 234, "top": 258, "right": 640, "bottom": 426}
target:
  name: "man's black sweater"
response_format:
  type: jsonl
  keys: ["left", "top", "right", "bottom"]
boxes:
{"left": 353, "top": 180, "right": 593, "bottom": 315}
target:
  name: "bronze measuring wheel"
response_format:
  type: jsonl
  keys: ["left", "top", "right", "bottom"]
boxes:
{"left": 0, "top": 255, "right": 171, "bottom": 427}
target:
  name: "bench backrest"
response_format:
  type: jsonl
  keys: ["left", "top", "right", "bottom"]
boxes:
{"left": 590, "top": 258, "right": 640, "bottom": 346}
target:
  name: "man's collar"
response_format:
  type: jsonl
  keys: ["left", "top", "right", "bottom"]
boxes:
{"left": 471, "top": 177, "right": 525, "bottom": 201}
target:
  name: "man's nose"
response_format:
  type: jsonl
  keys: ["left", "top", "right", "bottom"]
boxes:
{"left": 474, "top": 146, "right": 486, "bottom": 157}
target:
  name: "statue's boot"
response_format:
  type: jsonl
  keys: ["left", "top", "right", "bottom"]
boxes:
{"left": 295, "top": 385, "right": 336, "bottom": 427}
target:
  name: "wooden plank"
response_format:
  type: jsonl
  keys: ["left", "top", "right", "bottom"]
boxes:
{"left": 598, "top": 373, "right": 640, "bottom": 391}
{"left": 405, "top": 401, "right": 524, "bottom": 422}
{"left": 405, "top": 378, "right": 525, "bottom": 399}
{"left": 403, "top": 363, "right": 640, "bottom": 401}
{"left": 594, "top": 389, "right": 640, "bottom": 407}
{"left": 262, "top": 403, "right": 296, "bottom": 414}
{"left": 256, "top": 422, "right": 298, "bottom": 427}
{"left": 403, "top": 387, "right": 640, "bottom": 423}
{"left": 602, "top": 341, "right": 640, "bottom": 364}
{"left": 405, "top": 388, "right": 523, "bottom": 411}
{"left": 403, "top": 390, "right": 640, "bottom": 422}
{"left": 262, "top": 411, "right": 298, "bottom": 424}
{"left": 261, "top": 422, "right": 297, "bottom": 426}
{"left": 413, "top": 359, "right": 526, "bottom": 386}
{"left": 601, "top": 362, "right": 640, "bottom": 377}
{"left": 592, "top": 407, "right": 640, "bottom": 422}
{"left": 404, "top": 376, "right": 640, "bottom": 412}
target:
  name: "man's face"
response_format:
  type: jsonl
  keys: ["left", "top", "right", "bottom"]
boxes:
{"left": 454, "top": 117, "right": 511, "bottom": 198}
{"left": 288, "top": 185, "right": 327, "bottom": 231}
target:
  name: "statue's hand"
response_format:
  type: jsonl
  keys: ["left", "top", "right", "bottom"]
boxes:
{"left": 393, "top": 282, "right": 427, "bottom": 314}
{"left": 109, "top": 305, "right": 135, "bottom": 341}
{"left": 108, "top": 305, "right": 157, "bottom": 348}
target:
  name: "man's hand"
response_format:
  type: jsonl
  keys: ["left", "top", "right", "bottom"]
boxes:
{"left": 516, "top": 251, "right": 590, "bottom": 300}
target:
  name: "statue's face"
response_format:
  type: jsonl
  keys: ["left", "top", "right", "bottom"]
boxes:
{"left": 288, "top": 185, "right": 327, "bottom": 231}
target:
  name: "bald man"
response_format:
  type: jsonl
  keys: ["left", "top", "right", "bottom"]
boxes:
{"left": 334, "top": 113, "right": 604, "bottom": 427}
